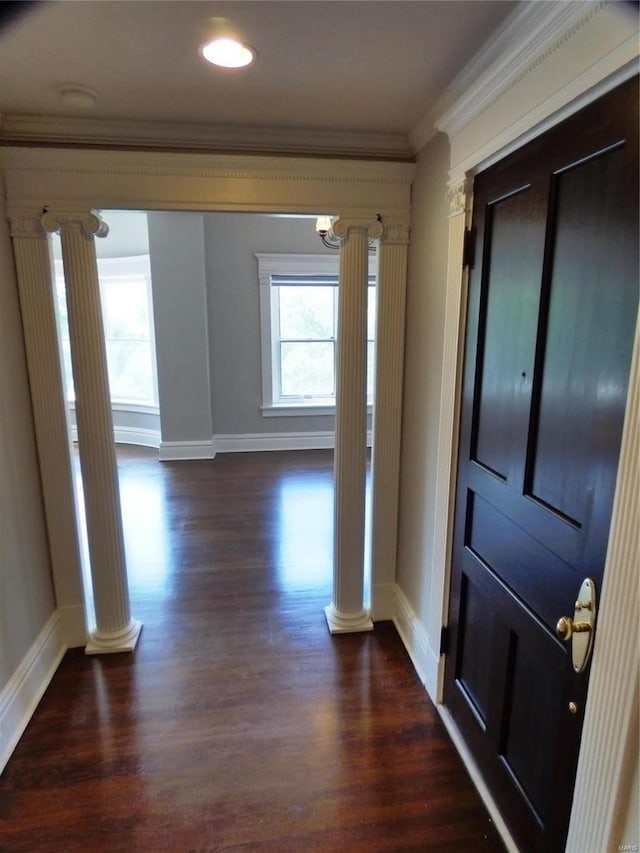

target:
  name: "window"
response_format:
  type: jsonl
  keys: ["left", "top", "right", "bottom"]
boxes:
{"left": 257, "top": 253, "right": 376, "bottom": 415}
{"left": 54, "top": 255, "right": 158, "bottom": 409}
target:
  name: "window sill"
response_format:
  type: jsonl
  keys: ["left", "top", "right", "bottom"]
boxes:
{"left": 111, "top": 402, "right": 160, "bottom": 415}
{"left": 68, "top": 401, "right": 160, "bottom": 416}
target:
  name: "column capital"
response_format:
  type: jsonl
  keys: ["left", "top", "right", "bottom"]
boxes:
{"left": 8, "top": 210, "right": 47, "bottom": 240}
{"left": 379, "top": 219, "right": 410, "bottom": 246}
{"left": 332, "top": 215, "right": 384, "bottom": 241}
{"left": 41, "top": 209, "right": 109, "bottom": 239}
{"left": 447, "top": 176, "right": 473, "bottom": 219}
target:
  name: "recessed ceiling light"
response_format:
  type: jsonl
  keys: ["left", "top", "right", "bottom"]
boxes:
{"left": 200, "top": 38, "right": 255, "bottom": 69}
{"left": 58, "top": 85, "right": 97, "bottom": 110}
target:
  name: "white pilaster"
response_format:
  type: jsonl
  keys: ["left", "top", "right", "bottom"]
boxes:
{"left": 41, "top": 209, "right": 141, "bottom": 654}
{"left": 429, "top": 177, "right": 473, "bottom": 697}
{"left": 566, "top": 312, "right": 640, "bottom": 853}
{"left": 8, "top": 212, "right": 87, "bottom": 646}
{"left": 325, "top": 215, "right": 382, "bottom": 634}
{"left": 370, "top": 220, "right": 410, "bottom": 617}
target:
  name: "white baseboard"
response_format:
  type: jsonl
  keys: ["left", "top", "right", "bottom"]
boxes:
{"left": 0, "top": 611, "right": 66, "bottom": 774}
{"left": 114, "top": 427, "right": 160, "bottom": 448}
{"left": 388, "top": 586, "right": 518, "bottom": 852}
{"left": 214, "top": 431, "right": 333, "bottom": 453}
{"left": 371, "top": 582, "right": 396, "bottom": 620}
{"left": 58, "top": 604, "right": 88, "bottom": 648}
{"left": 71, "top": 426, "right": 161, "bottom": 449}
{"left": 438, "top": 706, "right": 520, "bottom": 853}
{"left": 391, "top": 584, "right": 440, "bottom": 702}
{"left": 214, "top": 430, "right": 373, "bottom": 454}
{"left": 158, "top": 439, "right": 216, "bottom": 461}
{"left": 145, "top": 430, "right": 375, "bottom": 460}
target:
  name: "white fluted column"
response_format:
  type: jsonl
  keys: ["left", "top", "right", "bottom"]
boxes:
{"left": 370, "top": 220, "right": 410, "bottom": 616}
{"left": 8, "top": 211, "right": 87, "bottom": 645}
{"left": 42, "top": 209, "right": 141, "bottom": 654}
{"left": 325, "top": 215, "right": 382, "bottom": 634}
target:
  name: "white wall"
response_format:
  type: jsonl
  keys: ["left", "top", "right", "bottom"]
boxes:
{"left": 396, "top": 133, "right": 450, "bottom": 633}
{"left": 0, "top": 183, "right": 56, "bottom": 688}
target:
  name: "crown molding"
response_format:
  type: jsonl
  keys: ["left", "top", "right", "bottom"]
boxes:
{"left": 447, "top": 53, "right": 639, "bottom": 186}
{"left": 0, "top": 114, "right": 413, "bottom": 162}
{"left": 409, "top": 0, "right": 621, "bottom": 152}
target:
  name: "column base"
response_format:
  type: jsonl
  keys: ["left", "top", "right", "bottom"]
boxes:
{"left": 324, "top": 604, "right": 374, "bottom": 635}
{"left": 85, "top": 619, "right": 142, "bottom": 655}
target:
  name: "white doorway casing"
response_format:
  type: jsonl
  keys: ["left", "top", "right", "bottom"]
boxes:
{"left": 419, "top": 3, "right": 639, "bottom": 851}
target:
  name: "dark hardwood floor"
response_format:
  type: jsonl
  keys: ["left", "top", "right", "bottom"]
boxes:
{"left": 0, "top": 448, "right": 504, "bottom": 852}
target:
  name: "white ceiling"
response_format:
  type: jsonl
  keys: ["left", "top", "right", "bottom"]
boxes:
{"left": 0, "top": 1, "right": 518, "bottom": 156}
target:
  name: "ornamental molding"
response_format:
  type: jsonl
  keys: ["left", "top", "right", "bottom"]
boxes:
{"left": 436, "top": 2, "right": 608, "bottom": 140}
{"left": 0, "top": 114, "right": 412, "bottom": 162}
{"left": 447, "top": 58, "right": 639, "bottom": 186}
{"left": 2, "top": 149, "right": 415, "bottom": 188}
{"left": 380, "top": 221, "right": 410, "bottom": 246}
{"left": 410, "top": 0, "right": 618, "bottom": 152}
{"left": 332, "top": 216, "right": 384, "bottom": 240}
{"left": 8, "top": 211, "right": 46, "bottom": 239}
{"left": 446, "top": 178, "right": 472, "bottom": 219}
{"left": 41, "top": 209, "right": 109, "bottom": 239}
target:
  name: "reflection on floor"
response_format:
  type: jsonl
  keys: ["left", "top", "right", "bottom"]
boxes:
{"left": 0, "top": 447, "right": 504, "bottom": 852}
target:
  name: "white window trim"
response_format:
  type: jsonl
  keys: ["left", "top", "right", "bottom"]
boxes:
{"left": 256, "top": 252, "right": 376, "bottom": 417}
{"left": 55, "top": 254, "right": 159, "bottom": 411}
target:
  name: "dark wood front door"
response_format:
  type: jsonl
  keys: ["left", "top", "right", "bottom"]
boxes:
{"left": 444, "top": 77, "right": 639, "bottom": 853}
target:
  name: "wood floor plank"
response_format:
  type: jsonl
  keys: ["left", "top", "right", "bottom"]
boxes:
{"left": 0, "top": 448, "right": 504, "bottom": 852}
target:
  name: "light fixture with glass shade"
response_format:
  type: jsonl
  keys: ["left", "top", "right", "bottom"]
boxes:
{"left": 315, "top": 216, "right": 341, "bottom": 250}
{"left": 315, "top": 215, "right": 378, "bottom": 251}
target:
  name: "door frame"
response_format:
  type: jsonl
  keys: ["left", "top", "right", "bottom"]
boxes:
{"left": 434, "top": 71, "right": 639, "bottom": 852}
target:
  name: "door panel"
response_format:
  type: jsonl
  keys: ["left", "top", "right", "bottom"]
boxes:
{"left": 457, "top": 571, "right": 495, "bottom": 727}
{"left": 499, "top": 633, "right": 563, "bottom": 826}
{"left": 445, "top": 77, "right": 639, "bottom": 853}
{"left": 474, "top": 185, "right": 545, "bottom": 484}
{"left": 528, "top": 142, "right": 637, "bottom": 526}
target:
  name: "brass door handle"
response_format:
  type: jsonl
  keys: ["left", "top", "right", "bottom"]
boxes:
{"left": 556, "top": 579, "right": 597, "bottom": 673}
{"left": 556, "top": 616, "right": 591, "bottom": 641}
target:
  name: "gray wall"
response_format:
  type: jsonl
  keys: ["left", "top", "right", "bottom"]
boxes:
{"left": 0, "top": 185, "right": 56, "bottom": 687}
{"left": 148, "top": 212, "right": 338, "bottom": 444}
{"left": 204, "top": 213, "right": 335, "bottom": 436}
{"left": 59, "top": 210, "right": 342, "bottom": 447}
{"left": 148, "top": 212, "right": 213, "bottom": 444}
{"left": 396, "top": 133, "right": 451, "bottom": 629}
